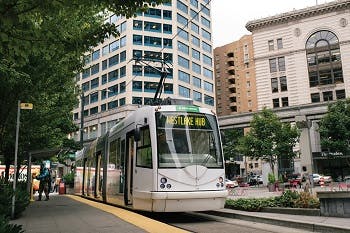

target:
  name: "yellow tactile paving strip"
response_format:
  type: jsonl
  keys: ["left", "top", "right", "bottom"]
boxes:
{"left": 68, "top": 195, "right": 189, "bottom": 233}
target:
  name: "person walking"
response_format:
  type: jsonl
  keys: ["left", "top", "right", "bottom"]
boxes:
{"left": 36, "top": 163, "right": 51, "bottom": 201}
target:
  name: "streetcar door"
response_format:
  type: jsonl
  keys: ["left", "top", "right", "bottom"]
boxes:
{"left": 124, "top": 131, "right": 134, "bottom": 205}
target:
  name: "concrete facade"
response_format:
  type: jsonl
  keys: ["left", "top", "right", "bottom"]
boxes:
{"left": 71, "top": 0, "right": 215, "bottom": 141}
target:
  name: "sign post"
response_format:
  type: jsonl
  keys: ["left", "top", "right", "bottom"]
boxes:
{"left": 11, "top": 101, "right": 33, "bottom": 219}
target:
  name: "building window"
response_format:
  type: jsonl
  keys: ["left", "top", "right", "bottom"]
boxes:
{"left": 269, "top": 58, "right": 277, "bottom": 73}
{"left": 202, "top": 41, "right": 212, "bottom": 53}
{"left": 132, "top": 97, "right": 142, "bottom": 105}
{"left": 178, "top": 27, "right": 189, "bottom": 40}
{"left": 204, "top": 81, "right": 213, "bottom": 92}
{"left": 323, "top": 91, "right": 333, "bottom": 101}
{"left": 92, "top": 50, "right": 100, "bottom": 61}
{"left": 178, "top": 56, "right": 189, "bottom": 69}
{"left": 306, "top": 30, "right": 344, "bottom": 87}
{"left": 311, "top": 93, "right": 320, "bottom": 103}
{"left": 177, "top": 13, "right": 188, "bottom": 25}
{"left": 179, "top": 70, "right": 190, "bottom": 83}
{"left": 281, "top": 97, "right": 289, "bottom": 107}
{"left": 193, "top": 91, "right": 202, "bottom": 102}
{"left": 179, "top": 85, "right": 190, "bottom": 98}
{"left": 133, "top": 35, "right": 142, "bottom": 45}
{"left": 268, "top": 40, "right": 274, "bottom": 51}
{"left": 178, "top": 41, "right": 189, "bottom": 54}
{"left": 204, "top": 95, "right": 214, "bottom": 106}
{"left": 177, "top": 0, "right": 188, "bottom": 14}
{"left": 192, "top": 49, "right": 200, "bottom": 60}
{"left": 336, "top": 89, "right": 346, "bottom": 100}
{"left": 272, "top": 98, "right": 279, "bottom": 108}
{"left": 190, "top": 9, "right": 199, "bottom": 21}
{"left": 203, "top": 54, "right": 212, "bottom": 66}
{"left": 144, "top": 21, "right": 161, "bottom": 32}
{"left": 192, "top": 62, "right": 201, "bottom": 74}
{"left": 133, "top": 20, "right": 142, "bottom": 30}
{"left": 277, "top": 38, "right": 283, "bottom": 49}
{"left": 163, "top": 24, "right": 172, "bottom": 34}
{"left": 192, "top": 35, "right": 200, "bottom": 47}
{"left": 191, "top": 22, "right": 199, "bottom": 34}
{"left": 280, "top": 76, "right": 287, "bottom": 91}
{"left": 193, "top": 76, "right": 201, "bottom": 88}
{"left": 144, "top": 8, "right": 161, "bottom": 18}
{"left": 278, "top": 57, "right": 285, "bottom": 71}
{"left": 163, "top": 38, "right": 172, "bottom": 48}
{"left": 132, "top": 81, "right": 142, "bottom": 92}
{"left": 164, "top": 83, "right": 173, "bottom": 94}
{"left": 163, "top": 10, "right": 172, "bottom": 20}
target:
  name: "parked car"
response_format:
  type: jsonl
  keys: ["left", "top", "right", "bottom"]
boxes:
{"left": 225, "top": 178, "right": 238, "bottom": 188}
{"left": 312, "top": 173, "right": 332, "bottom": 184}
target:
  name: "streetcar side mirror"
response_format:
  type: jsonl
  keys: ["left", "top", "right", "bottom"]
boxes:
{"left": 134, "top": 127, "right": 141, "bottom": 142}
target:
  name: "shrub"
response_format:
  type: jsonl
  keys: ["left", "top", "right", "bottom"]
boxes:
{"left": 62, "top": 172, "right": 74, "bottom": 188}
{"left": 268, "top": 173, "right": 276, "bottom": 184}
{"left": 0, "top": 214, "right": 24, "bottom": 233}
{"left": 274, "top": 190, "right": 299, "bottom": 207}
{"left": 294, "top": 192, "right": 320, "bottom": 209}
{"left": 225, "top": 190, "right": 320, "bottom": 211}
{"left": 0, "top": 181, "right": 30, "bottom": 218}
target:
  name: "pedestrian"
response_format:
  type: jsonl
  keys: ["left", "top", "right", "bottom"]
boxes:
{"left": 36, "top": 162, "right": 51, "bottom": 201}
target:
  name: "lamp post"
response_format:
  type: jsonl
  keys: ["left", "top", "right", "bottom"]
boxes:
{"left": 80, "top": 92, "right": 85, "bottom": 148}
{"left": 12, "top": 101, "right": 33, "bottom": 219}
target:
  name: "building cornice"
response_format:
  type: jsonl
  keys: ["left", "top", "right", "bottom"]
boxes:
{"left": 246, "top": 0, "right": 350, "bottom": 32}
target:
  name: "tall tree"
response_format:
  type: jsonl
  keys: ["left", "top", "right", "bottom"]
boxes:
{"left": 222, "top": 128, "right": 244, "bottom": 161}
{"left": 237, "top": 108, "right": 300, "bottom": 175}
{"left": 319, "top": 99, "right": 350, "bottom": 167}
{"left": 0, "top": 0, "right": 166, "bottom": 180}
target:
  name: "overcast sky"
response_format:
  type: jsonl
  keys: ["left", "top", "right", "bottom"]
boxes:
{"left": 211, "top": 0, "right": 331, "bottom": 48}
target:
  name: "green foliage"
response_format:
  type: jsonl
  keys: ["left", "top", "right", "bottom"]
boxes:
{"left": 62, "top": 172, "right": 74, "bottom": 186}
{"left": 268, "top": 173, "right": 276, "bottom": 184}
{"left": 319, "top": 99, "right": 350, "bottom": 159}
{"left": 237, "top": 108, "right": 300, "bottom": 173}
{"left": 0, "top": 0, "right": 167, "bottom": 175}
{"left": 225, "top": 197, "right": 276, "bottom": 211}
{"left": 0, "top": 215, "right": 24, "bottom": 233}
{"left": 225, "top": 190, "right": 320, "bottom": 211}
{"left": 222, "top": 128, "right": 244, "bottom": 161}
{"left": 0, "top": 181, "right": 30, "bottom": 218}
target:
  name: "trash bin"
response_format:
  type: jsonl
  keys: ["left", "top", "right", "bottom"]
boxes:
{"left": 59, "top": 181, "right": 66, "bottom": 195}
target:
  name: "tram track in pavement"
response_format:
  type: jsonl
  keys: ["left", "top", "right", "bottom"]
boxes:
{"left": 138, "top": 211, "right": 313, "bottom": 233}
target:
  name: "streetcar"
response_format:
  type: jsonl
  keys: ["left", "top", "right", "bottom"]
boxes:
{"left": 75, "top": 103, "right": 227, "bottom": 212}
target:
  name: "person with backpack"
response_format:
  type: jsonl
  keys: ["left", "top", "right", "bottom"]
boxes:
{"left": 36, "top": 162, "right": 51, "bottom": 201}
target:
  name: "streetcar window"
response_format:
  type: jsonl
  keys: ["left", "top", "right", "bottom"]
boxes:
{"left": 156, "top": 112, "right": 223, "bottom": 169}
{"left": 136, "top": 126, "right": 152, "bottom": 168}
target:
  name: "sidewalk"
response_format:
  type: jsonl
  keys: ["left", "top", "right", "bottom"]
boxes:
{"left": 10, "top": 194, "right": 186, "bottom": 233}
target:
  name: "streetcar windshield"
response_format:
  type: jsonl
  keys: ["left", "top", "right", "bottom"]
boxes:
{"left": 156, "top": 111, "right": 223, "bottom": 168}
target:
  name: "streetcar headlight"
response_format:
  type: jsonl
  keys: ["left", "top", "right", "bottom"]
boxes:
{"left": 160, "top": 184, "right": 165, "bottom": 189}
{"left": 166, "top": 184, "right": 171, "bottom": 189}
{"left": 160, "top": 177, "right": 167, "bottom": 184}
{"left": 219, "top": 177, "right": 223, "bottom": 183}
{"left": 216, "top": 183, "right": 220, "bottom": 187}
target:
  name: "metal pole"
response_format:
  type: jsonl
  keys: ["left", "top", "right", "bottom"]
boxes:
{"left": 80, "top": 92, "right": 84, "bottom": 148}
{"left": 12, "top": 100, "right": 21, "bottom": 219}
{"left": 27, "top": 152, "right": 32, "bottom": 196}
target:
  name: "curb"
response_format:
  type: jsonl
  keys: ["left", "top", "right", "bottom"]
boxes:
{"left": 260, "top": 207, "right": 320, "bottom": 216}
{"left": 203, "top": 210, "right": 350, "bottom": 233}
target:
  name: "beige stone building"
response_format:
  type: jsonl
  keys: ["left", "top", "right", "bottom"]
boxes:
{"left": 214, "top": 35, "right": 257, "bottom": 116}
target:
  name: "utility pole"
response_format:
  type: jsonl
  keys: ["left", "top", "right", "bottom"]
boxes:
{"left": 80, "top": 92, "right": 85, "bottom": 148}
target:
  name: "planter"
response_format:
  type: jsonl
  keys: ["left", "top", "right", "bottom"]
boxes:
{"left": 278, "top": 183, "right": 285, "bottom": 192}
{"left": 317, "top": 191, "right": 350, "bottom": 217}
{"left": 268, "top": 183, "right": 275, "bottom": 192}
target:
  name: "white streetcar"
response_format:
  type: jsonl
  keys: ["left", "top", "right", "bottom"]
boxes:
{"left": 75, "top": 103, "right": 227, "bottom": 212}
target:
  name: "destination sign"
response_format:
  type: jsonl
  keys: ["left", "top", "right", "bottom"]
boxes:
{"left": 156, "top": 113, "right": 214, "bottom": 130}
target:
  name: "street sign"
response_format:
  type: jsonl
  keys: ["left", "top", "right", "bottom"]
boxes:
{"left": 20, "top": 103, "right": 33, "bottom": 110}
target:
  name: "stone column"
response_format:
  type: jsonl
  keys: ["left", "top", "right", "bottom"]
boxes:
{"left": 295, "top": 115, "right": 313, "bottom": 174}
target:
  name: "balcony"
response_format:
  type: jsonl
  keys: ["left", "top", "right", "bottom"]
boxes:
{"left": 228, "top": 75, "right": 235, "bottom": 82}
{"left": 228, "top": 83, "right": 236, "bottom": 90}
{"left": 229, "top": 92, "right": 237, "bottom": 98}
{"left": 229, "top": 102, "right": 237, "bottom": 107}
